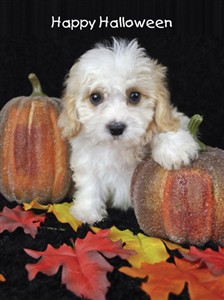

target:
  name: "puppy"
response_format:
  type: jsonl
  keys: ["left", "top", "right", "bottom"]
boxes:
{"left": 58, "top": 38, "right": 199, "bottom": 224}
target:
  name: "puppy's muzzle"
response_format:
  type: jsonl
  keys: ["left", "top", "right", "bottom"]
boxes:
{"left": 107, "top": 121, "right": 126, "bottom": 136}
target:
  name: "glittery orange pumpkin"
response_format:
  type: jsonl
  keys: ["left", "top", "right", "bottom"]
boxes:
{"left": 0, "top": 74, "right": 71, "bottom": 203}
{"left": 131, "top": 146, "right": 224, "bottom": 246}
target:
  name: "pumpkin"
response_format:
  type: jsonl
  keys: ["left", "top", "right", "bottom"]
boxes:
{"left": 131, "top": 115, "right": 224, "bottom": 246}
{"left": 0, "top": 74, "right": 71, "bottom": 204}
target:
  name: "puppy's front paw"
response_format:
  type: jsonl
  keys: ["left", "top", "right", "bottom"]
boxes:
{"left": 70, "top": 200, "right": 108, "bottom": 225}
{"left": 152, "top": 130, "right": 199, "bottom": 170}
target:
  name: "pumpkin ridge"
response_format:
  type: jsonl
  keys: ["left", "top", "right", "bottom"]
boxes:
{"left": 162, "top": 169, "right": 214, "bottom": 244}
{"left": 28, "top": 101, "right": 36, "bottom": 132}
{"left": 9, "top": 98, "right": 28, "bottom": 200}
{"left": 0, "top": 102, "right": 13, "bottom": 199}
{"left": 27, "top": 100, "right": 38, "bottom": 179}
{"left": 36, "top": 98, "right": 55, "bottom": 200}
{"left": 47, "top": 101, "right": 58, "bottom": 200}
{"left": 48, "top": 100, "right": 70, "bottom": 200}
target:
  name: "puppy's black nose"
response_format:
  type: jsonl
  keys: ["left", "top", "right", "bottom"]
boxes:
{"left": 107, "top": 121, "right": 126, "bottom": 136}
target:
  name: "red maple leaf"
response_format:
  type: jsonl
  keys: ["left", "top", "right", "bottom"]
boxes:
{"left": 24, "top": 229, "right": 134, "bottom": 300}
{"left": 181, "top": 246, "right": 224, "bottom": 276}
{"left": 0, "top": 206, "right": 45, "bottom": 238}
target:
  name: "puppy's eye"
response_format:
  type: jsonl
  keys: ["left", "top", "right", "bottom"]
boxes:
{"left": 129, "top": 92, "right": 141, "bottom": 104}
{"left": 90, "top": 93, "right": 103, "bottom": 106}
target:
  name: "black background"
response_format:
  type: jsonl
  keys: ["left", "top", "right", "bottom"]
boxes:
{"left": 0, "top": 0, "right": 224, "bottom": 148}
{"left": 0, "top": 1, "right": 224, "bottom": 299}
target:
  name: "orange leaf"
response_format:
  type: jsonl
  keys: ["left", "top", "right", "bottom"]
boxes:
{"left": 0, "top": 206, "right": 45, "bottom": 238}
{"left": 25, "top": 229, "right": 133, "bottom": 300}
{"left": 175, "top": 257, "right": 224, "bottom": 300}
{"left": 120, "top": 258, "right": 224, "bottom": 300}
{"left": 0, "top": 274, "right": 6, "bottom": 282}
{"left": 120, "top": 262, "right": 185, "bottom": 299}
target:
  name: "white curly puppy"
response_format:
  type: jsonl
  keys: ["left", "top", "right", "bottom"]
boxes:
{"left": 58, "top": 38, "right": 199, "bottom": 224}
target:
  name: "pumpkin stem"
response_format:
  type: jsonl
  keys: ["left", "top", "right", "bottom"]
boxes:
{"left": 28, "top": 73, "right": 47, "bottom": 97}
{"left": 188, "top": 114, "right": 206, "bottom": 151}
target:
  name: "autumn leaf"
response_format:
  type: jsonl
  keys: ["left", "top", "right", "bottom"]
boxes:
{"left": 92, "top": 226, "right": 188, "bottom": 268}
{"left": 121, "top": 261, "right": 185, "bottom": 299}
{"left": 25, "top": 229, "right": 133, "bottom": 300}
{"left": 109, "top": 227, "right": 169, "bottom": 267}
{"left": 23, "top": 200, "right": 82, "bottom": 231}
{"left": 120, "top": 257, "right": 224, "bottom": 300}
{"left": 162, "top": 239, "right": 189, "bottom": 253}
{"left": 180, "top": 245, "right": 224, "bottom": 276}
{"left": 0, "top": 274, "right": 6, "bottom": 282}
{"left": 175, "top": 257, "right": 224, "bottom": 299}
{"left": 0, "top": 206, "right": 45, "bottom": 238}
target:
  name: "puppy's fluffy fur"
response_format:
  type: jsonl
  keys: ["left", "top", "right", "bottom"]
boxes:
{"left": 58, "top": 38, "right": 199, "bottom": 224}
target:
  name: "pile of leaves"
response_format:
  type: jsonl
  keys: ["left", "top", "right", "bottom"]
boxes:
{"left": 1, "top": 197, "right": 224, "bottom": 300}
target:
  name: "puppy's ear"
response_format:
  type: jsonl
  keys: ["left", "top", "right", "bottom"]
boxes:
{"left": 141, "top": 62, "right": 179, "bottom": 145}
{"left": 58, "top": 93, "right": 81, "bottom": 139}
{"left": 58, "top": 62, "right": 82, "bottom": 139}
{"left": 150, "top": 62, "right": 179, "bottom": 133}
{"left": 153, "top": 82, "right": 179, "bottom": 132}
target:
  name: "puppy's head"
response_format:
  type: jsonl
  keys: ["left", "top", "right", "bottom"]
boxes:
{"left": 58, "top": 38, "right": 179, "bottom": 145}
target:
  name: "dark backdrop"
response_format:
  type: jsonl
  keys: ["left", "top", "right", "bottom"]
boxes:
{"left": 0, "top": 0, "right": 224, "bottom": 149}
{"left": 0, "top": 1, "right": 224, "bottom": 299}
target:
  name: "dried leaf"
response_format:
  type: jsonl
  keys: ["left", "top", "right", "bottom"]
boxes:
{"left": 25, "top": 229, "right": 133, "bottom": 300}
{"left": 0, "top": 206, "right": 45, "bottom": 238}
{"left": 24, "top": 200, "right": 82, "bottom": 231}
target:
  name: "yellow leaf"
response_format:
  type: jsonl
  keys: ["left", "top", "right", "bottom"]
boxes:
{"left": 51, "top": 202, "right": 82, "bottom": 231}
{"left": 23, "top": 200, "right": 52, "bottom": 212}
{"left": 91, "top": 226, "right": 189, "bottom": 267}
{"left": 90, "top": 226, "right": 101, "bottom": 233}
{"left": 95, "top": 226, "right": 170, "bottom": 268}
{"left": 23, "top": 200, "right": 82, "bottom": 231}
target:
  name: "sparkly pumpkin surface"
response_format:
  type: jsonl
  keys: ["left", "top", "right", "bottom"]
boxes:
{"left": 0, "top": 96, "right": 71, "bottom": 203}
{"left": 131, "top": 147, "right": 224, "bottom": 246}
